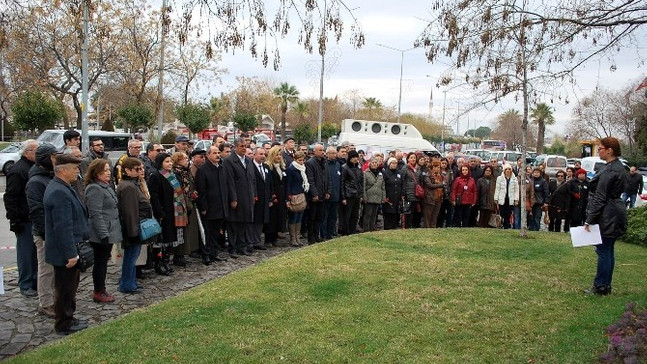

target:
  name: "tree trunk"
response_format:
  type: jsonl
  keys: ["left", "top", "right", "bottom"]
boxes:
{"left": 280, "top": 107, "right": 287, "bottom": 141}
{"left": 536, "top": 122, "right": 545, "bottom": 154}
{"left": 72, "top": 93, "right": 82, "bottom": 129}
{"left": 519, "top": 18, "right": 529, "bottom": 238}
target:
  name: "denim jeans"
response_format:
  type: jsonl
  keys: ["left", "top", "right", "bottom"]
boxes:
{"left": 513, "top": 206, "right": 521, "bottom": 229}
{"left": 594, "top": 237, "right": 616, "bottom": 288}
{"left": 119, "top": 244, "right": 141, "bottom": 292}
{"left": 288, "top": 211, "right": 304, "bottom": 224}
{"left": 528, "top": 205, "right": 542, "bottom": 231}
{"left": 621, "top": 193, "right": 637, "bottom": 208}
{"left": 16, "top": 222, "right": 37, "bottom": 291}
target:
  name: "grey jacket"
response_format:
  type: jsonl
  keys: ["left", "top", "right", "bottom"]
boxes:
{"left": 85, "top": 182, "right": 123, "bottom": 244}
{"left": 586, "top": 158, "right": 627, "bottom": 239}
{"left": 363, "top": 169, "right": 386, "bottom": 204}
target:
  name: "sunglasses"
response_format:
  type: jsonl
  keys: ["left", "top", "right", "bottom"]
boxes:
{"left": 155, "top": 149, "right": 165, "bottom": 152}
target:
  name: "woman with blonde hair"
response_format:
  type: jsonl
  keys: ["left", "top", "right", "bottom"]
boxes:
{"left": 265, "top": 145, "right": 287, "bottom": 246}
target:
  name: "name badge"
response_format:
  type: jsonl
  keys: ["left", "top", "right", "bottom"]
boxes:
{"left": 463, "top": 185, "right": 468, "bottom": 191}
{"left": 282, "top": 172, "right": 287, "bottom": 176}
{"left": 337, "top": 171, "right": 341, "bottom": 175}
{"left": 583, "top": 186, "right": 588, "bottom": 190}
{"left": 397, "top": 174, "right": 401, "bottom": 178}
{"left": 263, "top": 168, "right": 268, "bottom": 174}
{"left": 535, "top": 184, "right": 540, "bottom": 188}
{"left": 378, "top": 172, "right": 382, "bottom": 176}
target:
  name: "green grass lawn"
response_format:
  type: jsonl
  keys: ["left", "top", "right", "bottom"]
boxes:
{"left": 9, "top": 229, "right": 647, "bottom": 363}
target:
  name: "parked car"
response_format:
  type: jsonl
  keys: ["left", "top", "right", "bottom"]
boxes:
{"left": 192, "top": 139, "right": 212, "bottom": 152}
{"left": 532, "top": 154, "right": 568, "bottom": 180}
{"left": 0, "top": 143, "right": 21, "bottom": 175}
{"left": 488, "top": 150, "right": 522, "bottom": 166}
{"left": 36, "top": 130, "right": 131, "bottom": 164}
{"left": 567, "top": 158, "right": 581, "bottom": 169}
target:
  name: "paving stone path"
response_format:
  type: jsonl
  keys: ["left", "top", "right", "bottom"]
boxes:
{"left": 0, "top": 242, "right": 299, "bottom": 361}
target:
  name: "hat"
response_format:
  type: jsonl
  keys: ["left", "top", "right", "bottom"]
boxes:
{"left": 576, "top": 168, "right": 587, "bottom": 176}
{"left": 358, "top": 149, "right": 365, "bottom": 155}
{"left": 387, "top": 157, "right": 397, "bottom": 166}
{"left": 283, "top": 137, "right": 295, "bottom": 143}
{"left": 190, "top": 148, "right": 207, "bottom": 157}
{"left": 55, "top": 154, "right": 82, "bottom": 165}
{"left": 348, "top": 150, "right": 359, "bottom": 160}
{"left": 175, "top": 135, "right": 189, "bottom": 143}
{"left": 36, "top": 143, "right": 58, "bottom": 170}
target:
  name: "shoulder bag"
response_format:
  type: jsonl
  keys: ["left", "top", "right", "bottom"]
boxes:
{"left": 76, "top": 241, "right": 94, "bottom": 272}
{"left": 139, "top": 218, "right": 162, "bottom": 241}
{"left": 288, "top": 193, "right": 307, "bottom": 212}
{"left": 488, "top": 213, "right": 503, "bottom": 228}
{"left": 412, "top": 170, "right": 425, "bottom": 199}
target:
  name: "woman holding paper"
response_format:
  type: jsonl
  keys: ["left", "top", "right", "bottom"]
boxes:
{"left": 583, "top": 137, "right": 627, "bottom": 296}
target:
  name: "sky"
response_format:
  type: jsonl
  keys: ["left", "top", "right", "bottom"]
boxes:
{"left": 191, "top": 0, "right": 647, "bottom": 139}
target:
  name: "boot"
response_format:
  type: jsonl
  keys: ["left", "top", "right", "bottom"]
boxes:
{"left": 288, "top": 224, "right": 298, "bottom": 246}
{"left": 162, "top": 249, "right": 174, "bottom": 274}
{"left": 295, "top": 223, "right": 303, "bottom": 246}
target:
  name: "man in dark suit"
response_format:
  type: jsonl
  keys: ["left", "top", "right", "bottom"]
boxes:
{"left": 305, "top": 143, "right": 331, "bottom": 243}
{"left": 249, "top": 147, "right": 272, "bottom": 251}
{"left": 44, "top": 154, "right": 89, "bottom": 335}
{"left": 195, "top": 145, "right": 229, "bottom": 265}
{"left": 223, "top": 138, "right": 256, "bottom": 258}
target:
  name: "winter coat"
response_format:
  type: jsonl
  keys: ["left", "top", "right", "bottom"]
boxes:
{"left": 624, "top": 172, "right": 644, "bottom": 195}
{"left": 341, "top": 162, "right": 363, "bottom": 200}
{"left": 4, "top": 156, "right": 34, "bottom": 223}
{"left": 223, "top": 152, "right": 256, "bottom": 223}
{"left": 116, "top": 177, "right": 153, "bottom": 248}
{"left": 441, "top": 168, "right": 455, "bottom": 200}
{"left": 548, "top": 180, "right": 570, "bottom": 220}
{"left": 569, "top": 178, "right": 589, "bottom": 223}
{"left": 195, "top": 161, "right": 229, "bottom": 220}
{"left": 363, "top": 169, "right": 386, "bottom": 204}
{"left": 80, "top": 150, "right": 112, "bottom": 181}
{"left": 327, "top": 158, "right": 342, "bottom": 202}
{"left": 148, "top": 170, "right": 183, "bottom": 244}
{"left": 44, "top": 177, "right": 89, "bottom": 267}
{"left": 285, "top": 164, "right": 305, "bottom": 199}
{"left": 477, "top": 175, "right": 497, "bottom": 210}
{"left": 266, "top": 165, "right": 286, "bottom": 233}
{"left": 305, "top": 156, "right": 331, "bottom": 200}
{"left": 531, "top": 176, "right": 550, "bottom": 205}
{"left": 26, "top": 164, "right": 54, "bottom": 237}
{"left": 451, "top": 172, "right": 477, "bottom": 206}
{"left": 401, "top": 164, "right": 419, "bottom": 202}
{"left": 422, "top": 170, "right": 444, "bottom": 205}
{"left": 494, "top": 175, "right": 519, "bottom": 206}
{"left": 252, "top": 161, "right": 271, "bottom": 224}
{"left": 85, "top": 181, "right": 122, "bottom": 244}
{"left": 382, "top": 167, "right": 402, "bottom": 214}
{"left": 586, "top": 158, "right": 627, "bottom": 239}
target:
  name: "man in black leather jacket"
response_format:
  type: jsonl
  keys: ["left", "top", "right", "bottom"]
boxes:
{"left": 584, "top": 137, "right": 627, "bottom": 296}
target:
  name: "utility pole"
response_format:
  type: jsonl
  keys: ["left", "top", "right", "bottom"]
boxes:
{"left": 81, "top": 0, "right": 89, "bottom": 153}
{"left": 156, "top": 0, "right": 168, "bottom": 140}
{"left": 376, "top": 44, "right": 416, "bottom": 123}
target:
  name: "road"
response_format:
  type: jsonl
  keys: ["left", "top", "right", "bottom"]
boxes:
{"left": 0, "top": 176, "right": 17, "bottom": 270}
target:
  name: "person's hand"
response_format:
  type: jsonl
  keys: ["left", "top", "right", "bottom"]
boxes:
{"left": 584, "top": 223, "right": 591, "bottom": 232}
{"left": 66, "top": 256, "right": 79, "bottom": 269}
{"left": 312, "top": 196, "right": 319, "bottom": 202}
{"left": 342, "top": 199, "right": 347, "bottom": 206}
{"left": 9, "top": 221, "right": 23, "bottom": 233}
{"left": 286, "top": 201, "right": 291, "bottom": 208}
{"left": 325, "top": 193, "right": 330, "bottom": 200}
{"left": 268, "top": 201, "right": 273, "bottom": 207}
{"left": 230, "top": 201, "right": 238, "bottom": 209}
{"left": 201, "top": 210, "right": 207, "bottom": 215}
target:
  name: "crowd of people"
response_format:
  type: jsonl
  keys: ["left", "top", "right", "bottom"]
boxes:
{"left": 4, "top": 130, "right": 637, "bottom": 334}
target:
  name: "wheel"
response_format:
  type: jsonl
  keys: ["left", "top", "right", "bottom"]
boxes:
{"left": 2, "top": 161, "right": 14, "bottom": 175}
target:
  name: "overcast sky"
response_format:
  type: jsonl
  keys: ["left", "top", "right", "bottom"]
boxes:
{"left": 194, "top": 0, "right": 647, "bottom": 138}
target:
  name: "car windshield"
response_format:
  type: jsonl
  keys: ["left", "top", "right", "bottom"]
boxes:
{"left": 1, "top": 144, "right": 19, "bottom": 153}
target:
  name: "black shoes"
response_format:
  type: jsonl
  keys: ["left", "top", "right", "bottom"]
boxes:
{"left": 56, "top": 321, "right": 88, "bottom": 336}
{"left": 173, "top": 255, "right": 187, "bottom": 267}
{"left": 202, "top": 256, "right": 212, "bottom": 266}
{"left": 20, "top": 288, "right": 38, "bottom": 298}
{"left": 253, "top": 244, "right": 267, "bottom": 250}
{"left": 154, "top": 262, "right": 171, "bottom": 276}
{"left": 584, "top": 285, "right": 612, "bottom": 296}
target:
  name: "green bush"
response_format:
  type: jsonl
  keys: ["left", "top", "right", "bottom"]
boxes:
{"left": 623, "top": 205, "right": 647, "bottom": 246}
{"left": 160, "top": 130, "right": 177, "bottom": 145}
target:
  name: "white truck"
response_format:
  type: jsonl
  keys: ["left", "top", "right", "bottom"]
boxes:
{"left": 337, "top": 119, "right": 439, "bottom": 155}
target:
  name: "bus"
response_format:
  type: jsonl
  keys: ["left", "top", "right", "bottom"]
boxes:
{"left": 481, "top": 139, "right": 507, "bottom": 151}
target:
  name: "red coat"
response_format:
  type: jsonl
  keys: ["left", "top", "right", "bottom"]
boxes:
{"left": 451, "top": 174, "right": 477, "bottom": 205}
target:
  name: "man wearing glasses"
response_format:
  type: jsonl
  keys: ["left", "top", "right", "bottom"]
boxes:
{"left": 4, "top": 139, "right": 39, "bottom": 297}
{"left": 142, "top": 142, "right": 164, "bottom": 180}
{"left": 114, "top": 139, "right": 142, "bottom": 184}
{"left": 80, "top": 137, "right": 113, "bottom": 179}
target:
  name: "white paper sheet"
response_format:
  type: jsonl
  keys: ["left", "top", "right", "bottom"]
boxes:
{"left": 570, "top": 224, "right": 603, "bottom": 247}
{"left": 0, "top": 266, "right": 4, "bottom": 294}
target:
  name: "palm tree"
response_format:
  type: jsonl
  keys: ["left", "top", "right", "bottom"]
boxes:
{"left": 362, "top": 97, "right": 383, "bottom": 119}
{"left": 273, "top": 82, "right": 300, "bottom": 140}
{"left": 293, "top": 101, "right": 310, "bottom": 124}
{"left": 530, "top": 103, "right": 555, "bottom": 154}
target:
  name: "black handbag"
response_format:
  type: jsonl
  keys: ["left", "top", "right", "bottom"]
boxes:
{"left": 76, "top": 241, "right": 94, "bottom": 272}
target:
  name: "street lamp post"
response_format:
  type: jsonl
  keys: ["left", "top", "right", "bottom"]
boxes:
{"left": 376, "top": 44, "right": 416, "bottom": 123}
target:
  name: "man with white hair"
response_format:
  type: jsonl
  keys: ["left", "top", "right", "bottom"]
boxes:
{"left": 4, "top": 139, "right": 39, "bottom": 297}
{"left": 321, "top": 146, "right": 341, "bottom": 240}
{"left": 305, "top": 144, "right": 331, "bottom": 243}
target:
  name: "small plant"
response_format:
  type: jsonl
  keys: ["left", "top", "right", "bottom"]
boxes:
{"left": 622, "top": 205, "right": 647, "bottom": 247}
{"left": 599, "top": 302, "right": 647, "bottom": 363}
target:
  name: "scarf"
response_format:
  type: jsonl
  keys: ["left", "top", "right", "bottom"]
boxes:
{"left": 291, "top": 161, "right": 310, "bottom": 193}
{"left": 273, "top": 163, "right": 283, "bottom": 180}
{"left": 160, "top": 169, "right": 188, "bottom": 227}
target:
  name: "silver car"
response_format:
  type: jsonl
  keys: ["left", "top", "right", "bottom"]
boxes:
{"left": 0, "top": 143, "right": 21, "bottom": 175}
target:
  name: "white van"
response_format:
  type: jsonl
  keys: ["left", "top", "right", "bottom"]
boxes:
{"left": 532, "top": 154, "right": 568, "bottom": 180}
{"left": 580, "top": 156, "right": 629, "bottom": 180}
{"left": 36, "top": 130, "right": 131, "bottom": 163}
{"left": 337, "top": 119, "right": 439, "bottom": 155}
